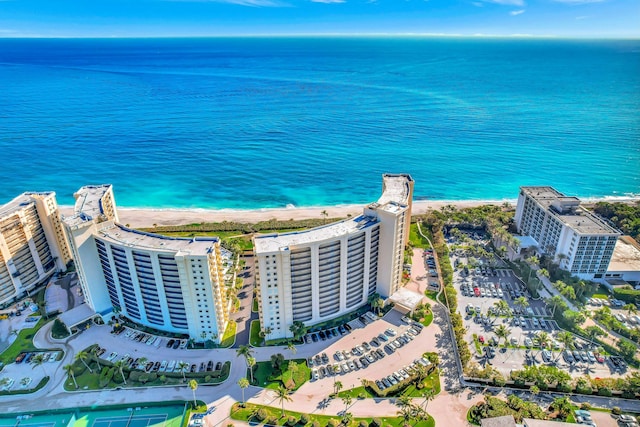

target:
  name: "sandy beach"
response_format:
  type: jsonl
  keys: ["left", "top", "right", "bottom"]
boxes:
{"left": 59, "top": 199, "right": 515, "bottom": 228}
{"left": 58, "top": 197, "right": 638, "bottom": 229}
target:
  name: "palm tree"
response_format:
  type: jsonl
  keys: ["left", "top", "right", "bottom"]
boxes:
{"left": 536, "top": 331, "right": 551, "bottom": 356}
{"left": 177, "top": 361, "right": 189, "bottom": 382}
{"left": 137, "top": 357, "right": 148, "bottom": 371}
{"left": 342, "top": 395, "right": 353, "bottom": 412}
{"left": 238, "top": 377, "right": 250, "bottom": 405}
{"left": 494, "top": 300, "right": 510, "bottom": 316}
{"left": 550, "top": 396, "right": 573, "bottom": 419}
{"left": 334, "top": 380, "right": 343, "bottom": 396}
{"left": 623, "top": 304, "right": 638, "bottom": 318}
{"left": 90, "top": 346, "right": 102, "bottom": 370}
{"left": 75, "top": 350, "right": 93, "bottom": 373}
{"left": 247, "top": 357, "right": 256, "bottom": 384}
{"left": 515, "top": 296, "right": 529, "bottom": 313}
{"left": 264, "top": 326, "right": 272, "bottom": 341}
{"left": 494, "top": 324, "right": 511, "bottom": 347}
{"left": 321, "top": 210, "right": 328, "bottom": 224}
{"left": 236, "top": 345, "right": 255, "bottom": 382}
{"left": 189, "top": 379, "right": 198, "bottom": 408}
{"left": 114, "top": 360, "right": 128, "bottom": 385}
{"left": 421, "top": 388, "right": 435, "bottom": 411}
{"left": 286, "top": 341, "right": 297, "bottom": 355}
{"left": 64, "top": 364, "right": 78, "bottom": 389}
{"left": 547, "top": 295, "right": 565, "bottom": 317}
{"left": 31, "top": 353, "right": 46, "bottom": 377}
{"left": 555, "top": 331, "right": 574, "bottom": 362}
{"left": 274, "top": 385, "right": 292, "bottom": 417}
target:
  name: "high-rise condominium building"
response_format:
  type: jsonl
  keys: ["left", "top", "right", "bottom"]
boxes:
{"left": 0, "top": 192, "right": 71, "bottom": 306}
{"left": 253, "top": 174, "right": 413, "bottom": 340}
{"left": 63, "top": 185, "right": 231, "bottom": 342}
{"left": 515, "top": 186, "right": 620, "bottom": 280}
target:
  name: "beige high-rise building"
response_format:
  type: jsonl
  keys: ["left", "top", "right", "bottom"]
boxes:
{"left": 63, "top": 185, "right": 232, "bottom": 342}
{"left": 0, "top": 192, "right": 71, "bottom": 306}
{"left": 253, "top": 174, "right": 413, "bottom": 340}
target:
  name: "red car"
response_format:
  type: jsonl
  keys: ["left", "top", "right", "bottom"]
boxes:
{"left": 595, "top": 353, "right": 605, "bottom": 363}
{"left": 474, "top": 287, "right": 481, "bottom": 297}
{"left": 478, "top": 336, "right": 485, "bottom": 344}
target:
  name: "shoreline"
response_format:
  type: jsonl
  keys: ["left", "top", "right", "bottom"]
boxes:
{"left": 58, "top": 197, "right": 639, "bottom": 229}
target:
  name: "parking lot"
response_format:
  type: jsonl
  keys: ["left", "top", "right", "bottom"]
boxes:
{"left": 448, "top": 234, "right": 632, "bottom": 380}
{"left": 296, "top": 310, "right": 434, "bottom": 395}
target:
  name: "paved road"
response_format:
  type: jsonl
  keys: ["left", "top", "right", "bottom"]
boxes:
{"left": 230, "top": 256, "right": 256, "bottom": 348}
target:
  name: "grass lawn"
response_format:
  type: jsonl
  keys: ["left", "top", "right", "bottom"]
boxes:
{"left": 251, "top": 359, "right": 310, "bottom": 391}
{"left": 0, "top": 318, "right": 61, "bottom": 365}
{"left": 65, "top": 347, "right": 230, "bottom": 391}
{"left": 399, "top": 370, "right": 441, "bottom": 397}
{"left": 409, "top": 223, "right": 431, "bottom": 249}
{"left": 337, "top": 386, "right": 375, "bottom": 399}
{"left": 249, "top": 319, "right": 263, "bottom": 346}
{"left": 230, "top": 402, "right": 434, "bottom": 427}
{"left": 252, "top": 297, "right": 258, "bottom": 312}
{"left": 219, "top": 321, "right": 236, "bottom": 348}
{"left": 424, "top": 289, "right": 439, "bottom": 302}
{"left": 417, "top": 310, "right": 434, "bottom": 327}
{"left": 566, "top": 413, "right": 577, "bottom": 423}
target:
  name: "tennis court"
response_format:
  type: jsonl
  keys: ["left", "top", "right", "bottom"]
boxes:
{"left": 92, "top": 414, "right": 167, "bottom": 427}
{"left": 0, "top": 404, "right": 186, "bottom": 427}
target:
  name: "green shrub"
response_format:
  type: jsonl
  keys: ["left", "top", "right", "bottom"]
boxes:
{"left": 612, "top": 406, "right": 621, "bottom": 415}
{"left": 256, "top": 409, "right": 268, "bottom": 422}
{"left": 204, "top": 375, "right": 212, "bottom": 382}
{"left": 159, "top": 375, "right": 167, "bottom": 383}
{"left": 286, "top": 416, "right": 297, "bottom": 426}
{"left": 359, "top": 422, "right": 368, "bottom": 427}
{"left": 370, "top": 418, "right": 383, "bottom": 427}
{"left": 598, "top": 387, "right": 612, "bottom": 397}
{"left": 51, "top": 319, "right": 70, "bottom": 339}
{"left": 98, "top": 367, "right": 114, "bottom": 388}
{"left": 580, "top": 403, "right": 591, "bottom": 410}
{"left": 311, "top": 422, "right": 320, "bottom": 427}
{"left": 300, "top": 414, "right": 309, "bottom": 424}
{"left": 327, "top": 420, "right": 339, "bottom": 427}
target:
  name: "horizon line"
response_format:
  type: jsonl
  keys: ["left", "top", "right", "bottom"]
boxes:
{"left": 1, "top": 33, "right": 640, "bottom": 40}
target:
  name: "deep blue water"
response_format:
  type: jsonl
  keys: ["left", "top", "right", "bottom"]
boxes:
{"left": 1, "top": 37, "right": 639, "bottom": 209}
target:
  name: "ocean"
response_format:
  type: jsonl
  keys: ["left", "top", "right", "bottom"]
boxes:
{"left": 0, "top": 37, "right": 638, "bottom": 209}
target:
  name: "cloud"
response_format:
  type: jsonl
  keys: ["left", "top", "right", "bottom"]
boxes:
{"left": 552, "top": 0, "right": 605, "bottom": 3}
{"left": 483, "top": 0, "right": 525, "bottom": 5}
{"left": 163, "top": 0, "right": 285, "bottom": 5}
{"left": 510, "top": 9, "right": 525, "bottom": 15}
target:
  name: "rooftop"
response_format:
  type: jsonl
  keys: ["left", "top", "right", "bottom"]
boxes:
{"left": 63, "top": 185, "right": 112, "bottom": 228}
{"left": 480, "top": 415, "right": 516, "bottom": 427}
{"left": 96, "top": 222, "right": 218, "bottom": 255}
{"left": 521, "top": 186, "right": 619, "bottom": 236}
{"left": 377, "top": 173, "right": 413, "bottom": 206}
{"left": 254, "top": 215, "right": 380, "bottom": 253}
{"left": 0, "top": 192, "right": 54, "bottom": 219}
{"left": 523, "top": 419, "right": 577, "bottom": 427}
{"left": 608, "top": 236, "right": 640, "bottom": 272}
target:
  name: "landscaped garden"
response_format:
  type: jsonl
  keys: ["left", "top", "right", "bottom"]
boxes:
{"left": 63, "top": 345, "right": 230, "bottom": 391}
{"left": 251, "top": 355, "right": 310, "bottom": 391}
{"left": 230, "top": 402, "right": 435, "bottom": 427}
{"left": 467, "top": 394, "right": 578, "bottom": 425}
{"left": 0, "top": 317, "right": 61, "bottom": 366}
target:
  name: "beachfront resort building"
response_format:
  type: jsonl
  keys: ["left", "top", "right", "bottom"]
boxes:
{"left": 253, "top": 174, "right": 414, "bottom": 340}
{"left": 515, "top": 186, "right": 620, "bottom": 280}
{"left": 63, "top": 185, "right": 232, "bottom": 342}
{"left": 0, "top": 192, "right": 71, "bottom": 307}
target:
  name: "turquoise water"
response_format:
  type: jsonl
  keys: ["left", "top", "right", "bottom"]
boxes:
{"left": 0, "top": 38, "right": 638, "bottom": 209}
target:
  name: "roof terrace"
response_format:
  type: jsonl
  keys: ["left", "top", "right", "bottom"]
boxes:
{"left": 254, "top": 214, "right": 380, "bottom": 253}
{"left": 97, "top": 222, "right": 218, "bottom": 255}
